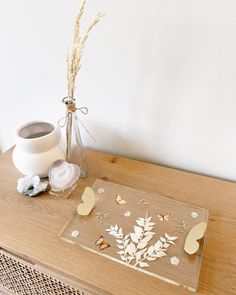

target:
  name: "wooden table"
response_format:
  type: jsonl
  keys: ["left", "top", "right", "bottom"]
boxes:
{"left": 0, "top": 148, "right": 235, "bottom": 295}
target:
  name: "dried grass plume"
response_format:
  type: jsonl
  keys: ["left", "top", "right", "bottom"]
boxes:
{"left": 67, "top": 0, "right": 104, "bottom": 100}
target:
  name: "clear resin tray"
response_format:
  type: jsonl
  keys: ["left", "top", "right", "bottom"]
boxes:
{"left": 59, "top": 179, "right": 209, "bottom": 292}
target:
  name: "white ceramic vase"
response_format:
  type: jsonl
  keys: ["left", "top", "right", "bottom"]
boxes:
{"left": 12, "top": 121, "right": 65, "bottom": 177}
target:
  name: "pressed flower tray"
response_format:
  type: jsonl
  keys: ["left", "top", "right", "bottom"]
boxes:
{"left": 59, "top": 179, "right": 209, "bottom": 292}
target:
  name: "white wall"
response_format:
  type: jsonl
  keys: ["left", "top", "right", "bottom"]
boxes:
{"left": 1, "top": 0, "right": 236, "bottom": 181}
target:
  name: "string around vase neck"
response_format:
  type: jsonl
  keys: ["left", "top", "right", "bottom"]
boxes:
{"left": 58, "top": 96, "right": 96, "bottom": 142}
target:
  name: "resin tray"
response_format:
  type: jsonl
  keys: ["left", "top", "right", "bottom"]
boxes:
{"left": 59, "top": 179, "right": 209, "bottom": 292}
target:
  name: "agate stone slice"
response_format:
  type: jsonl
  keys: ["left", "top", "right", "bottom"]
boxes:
{"left": 48, "top": 160, "right": 81, "bottom": 191}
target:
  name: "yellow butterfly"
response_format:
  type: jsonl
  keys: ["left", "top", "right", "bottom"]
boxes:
{"left": 184, "top": 222, "right": 207, "bottom": 255}
{"left": 115, "top": 194, "right": 127, "bottom": 205}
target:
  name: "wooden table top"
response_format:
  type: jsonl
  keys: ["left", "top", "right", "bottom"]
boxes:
{"left": 0, "top": 148, "right": 235, "bottom": 295}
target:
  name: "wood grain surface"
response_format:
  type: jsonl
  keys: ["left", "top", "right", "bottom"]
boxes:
{"left": 0, "top": 148, "right": 235, "bottom": 295}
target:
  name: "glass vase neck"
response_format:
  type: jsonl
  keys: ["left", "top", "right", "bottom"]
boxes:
{"left": 63, "top": 97, "right": 88, "bottom": 178}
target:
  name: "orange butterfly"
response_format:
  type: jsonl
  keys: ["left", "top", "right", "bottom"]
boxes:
{"left": 95, "top": 236, "right": 110, "bottom": 250}
{"left": 157, "top": 213, "right": 170, "bottom": 222}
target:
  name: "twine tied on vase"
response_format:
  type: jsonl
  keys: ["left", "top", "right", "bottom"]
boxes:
{"left": 58, "top": 97, "right": 96, "bottom": 163}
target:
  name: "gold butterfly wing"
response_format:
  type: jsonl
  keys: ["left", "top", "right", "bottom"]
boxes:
{"left": 184, "top": 222, "right": 207, "bottom": 255}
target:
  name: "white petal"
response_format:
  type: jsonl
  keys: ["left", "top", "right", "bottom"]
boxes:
{"left": 137, "top": 242, "right": 148, "bottom": 250}
{"left": 134, "top": 226, "right": 143, "bottom": 236}
{"left": 154, "top": 240, "right": 162, "bottom": 250}
{"left": 117, "top": 250, "right": 125, "bottom": 255}
{"left": 147, "top": 245, "right": 154, "bottom": 255}
{"left": 127, "top": 242, "right": 136, "bottom": 255}
{"left": 160, "top": 237, "right": 166, "bottom": 242}
{"left": 141, "top": 235, "right": 154, "bottom": 244}
{"left": 139, "top": 262, "right": 149, "bottom": 268}
{"left": 117, "top": 244, "right": 124, "bottom": 249}
{"left": 168, "top": 236, "right": 178, "bottom": 241}
{"left": 155, "top": 251, "right": 166, "bottom": 257}
{"left": 130, "top": 233, "right": 139, "bottom": 243}
{"left": 136, "top": 219, "right": 145, "bottom": 227}
{"left": 116, "top": 239, "right": 123, "bottom": 244}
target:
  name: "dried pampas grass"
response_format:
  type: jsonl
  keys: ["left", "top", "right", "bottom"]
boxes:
{"left": 67, "top": 0, "right": 104, "bottom": 100}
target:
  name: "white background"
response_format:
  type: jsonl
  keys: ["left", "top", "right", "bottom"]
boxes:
{"left": 1, "top": 0, "right": 236, "bottom": 181}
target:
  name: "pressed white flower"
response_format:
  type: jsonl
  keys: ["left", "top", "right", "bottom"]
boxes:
{"left": 71, "top": 230, "right": 80, "bottom": 238}
{"left": 191, "top": 212, "right": 199, "bottom": 219}
{"left": 98, "top": 188, "right": 104, "bottom": 194}
{"left": 124, "top": 211, "right": 131, "bottom": 217}
{"left": 170, "top": 256, "right": 180, "bottom": 266}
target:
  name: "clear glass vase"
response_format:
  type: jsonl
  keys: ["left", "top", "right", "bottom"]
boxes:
{"left": 64, "top": 98, "right": 88, "bottom": 178}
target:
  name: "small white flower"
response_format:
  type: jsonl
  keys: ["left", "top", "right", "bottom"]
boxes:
{"left": 71, "top": 230, "right": 80, "bottom": 238}
{"left": 124, "top": 211, "right": 131, "bottom": 217}
{"left": 98, "top": 188, "right": 104, "bottom": 194}
{"left": 170, "top": 256, "right": 180, "bottom": 266}
{"left": 191, "top": 212, "right": 198, "bottom": 219}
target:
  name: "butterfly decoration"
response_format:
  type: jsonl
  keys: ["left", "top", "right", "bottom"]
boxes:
{"left": 116, "top": 194, "right": 127, "bottom": 205}
{"left": 77, "top": 187, "right": 96, "bottom": 216}
{"left": 95, "top": 235, "right": 110, "bottom": 250}
{"left": 157, "top": 213, "right": 170, "bottom": 222}
{"left": 184, "top": 222, "right": 207, "bottom": 255}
